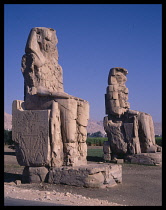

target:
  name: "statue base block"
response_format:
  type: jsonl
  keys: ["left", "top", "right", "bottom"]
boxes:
{"left": 125, "top": 152, "right": 162, "bottom": 165}
{"left": 22, "top": 166, "right": 49, "bottom": 183}
{"left": 48, "top": 163, "right": 122, "bottom": 188}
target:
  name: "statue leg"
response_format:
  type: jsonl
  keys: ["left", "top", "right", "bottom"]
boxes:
{"left": 56, "top": 98, "right": 89, "bottom": 166}
{"left": 56, "top": 98, "right": 77, "bottom": 166}
{"left": 76, "top": 100, "right": 89, "bottom": 165}
{"left": 50, "top": 101, "right": 64, "bottom": 167}
{"left": 138, "top": 112, "right": 157, "bottom": 153}
{"left": 103, "top": 117, "right": 128, "bottom": 158}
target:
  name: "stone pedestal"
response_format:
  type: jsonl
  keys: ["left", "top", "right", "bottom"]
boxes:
{"left": 22, "top": 166, "right": 49, "bottom": 183}
{"left": 125, "top": 152, "right": 162, "bottom": 165}
{"left": 48, "top": 163, "right": 122, "bottom": 188}
{"left": 21, "top": 164, "right": 122, "bottom": 188}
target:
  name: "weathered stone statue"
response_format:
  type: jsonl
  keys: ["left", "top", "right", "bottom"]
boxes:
{"left": 103, "top": 67, "right": 161, "bottom": 163}
{"left": 12, "top": 27, "right": 89, "bottom": 168}
{"left": 12, "top": 28, "right": 122, "bottom": 187}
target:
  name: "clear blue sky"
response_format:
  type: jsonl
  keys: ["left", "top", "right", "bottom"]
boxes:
{"left": 4, "top": 4, "right": 162, "bottom": 122}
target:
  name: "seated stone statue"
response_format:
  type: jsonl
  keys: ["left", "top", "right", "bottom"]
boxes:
{"left": 12, "top": 28, "right": 123, "bottom": 187}
{"left": 103, "top": 67, "right": 161, "bottom": 160}
{"left": 12, "top": 27, "right": 89, "bottom": 167}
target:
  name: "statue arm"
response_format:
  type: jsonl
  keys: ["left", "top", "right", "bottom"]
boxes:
{"left": 37, "top": 86, "right": 70, "bottom": 98}
{"left": 37, "top": 86, "right": 86, "bottom": 101}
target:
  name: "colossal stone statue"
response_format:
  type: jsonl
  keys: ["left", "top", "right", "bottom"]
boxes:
{"left": 13, "top": 27, "right": 89, "bottom": 168}
{"left": 103, "top": 67, "right": 161, "bottom": 161}
{"left": 12, "top": 28, "right": 123, "bottom": 187}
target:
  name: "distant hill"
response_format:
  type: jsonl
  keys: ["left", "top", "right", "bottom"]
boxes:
{"left": 4, "top": 112, "right": 162, "bottom": 135}
{"left": 4, "top": 112, "right": 12, "bottom": 130}
{"left": 87, "top": 120, "right": 162, "bottom": 136}
{"left": 153, "top": 122, "right": 162, "bottom": 136}
{"left": 87, "top": 119, "right": 105, "bottom": 134}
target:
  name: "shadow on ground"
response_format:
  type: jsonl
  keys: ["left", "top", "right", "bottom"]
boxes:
{"left": 4, "top": 172, "right": 22, "bottom": 182}
{"left": 4, "top": 152, "right": 16, "bottom": 156}
{"left": 86, "top": 156, "right": 103, "bottom": 162}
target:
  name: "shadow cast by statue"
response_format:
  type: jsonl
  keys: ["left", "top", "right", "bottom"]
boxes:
{"left": 4, "top": 172, "right": 22, "bottom": 182}
{"left": 4, "top": 152, "right": 16, "bottom": 156}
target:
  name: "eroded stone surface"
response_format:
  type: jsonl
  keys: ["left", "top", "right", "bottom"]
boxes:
{"left": 22, "top": 27, "right": 64, "bottom": 109}
{"left": 12, "top": 27, "right": 89, "bottom": 168}
{"left": 48, "top": 163, "right": 122, "bottom": 188}
{"left": 103, "top": 67, "right": 161, "bottom": 162}
{"left": 12, "top": 100, "right": 51, "bottom": 167}
{"left": 22, "top": 166, "right": 49, "bottom": 183}
{"left": 125, "top": 152, "right": 162, "bottom": 165}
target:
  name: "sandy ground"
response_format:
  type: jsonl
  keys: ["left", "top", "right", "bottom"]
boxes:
{"left": 4, "top": 146, "right": 162, "bottom": 206}
{"left": 4, "top": 183, "right": 122, "bottom": 206}
{"left": 4, "top": 146, "right": 123, "bottom": 206}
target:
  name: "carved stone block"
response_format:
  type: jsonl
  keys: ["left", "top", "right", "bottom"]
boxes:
{"left": 22, "top": 166, "right": 49, "bottom": 183}
{"left": 12, "top": 100, "right": 51, "bottom": 167}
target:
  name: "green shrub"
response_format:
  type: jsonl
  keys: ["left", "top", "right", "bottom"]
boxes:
{"left": 155, "top": 137, "right": 162, "bottom": 146}
{"left": 87, "top": 137, "right": 162, "bottom": 147}
{"left": 86, "top": 137, "right": 107, "bottom": 146}
{"left": 4, "top": 130, "right": 14, "bottom": 145}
